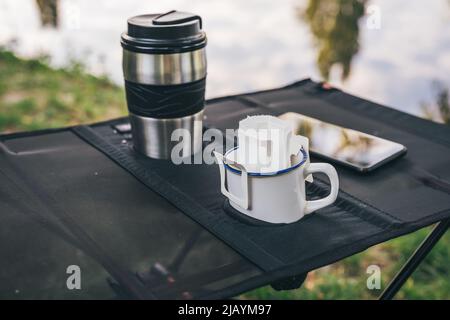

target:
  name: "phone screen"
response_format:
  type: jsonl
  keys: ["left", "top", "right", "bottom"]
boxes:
{"left": 278, "top": 112, "right": 406, "bottom": 171}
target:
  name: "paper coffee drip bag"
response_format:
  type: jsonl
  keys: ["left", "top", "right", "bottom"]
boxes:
{"left": 226, "top": 115, "right": 313, "bottom": 181}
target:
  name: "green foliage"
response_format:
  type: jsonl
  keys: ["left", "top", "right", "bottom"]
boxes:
{"left": 301, "top": 0, "right": 366, "bottom": 81}
{"left": 0, "top": 50, "right": 127, "bottom": 133}
{"left": 421, "top": 81, "right": 450, "bottom": 125}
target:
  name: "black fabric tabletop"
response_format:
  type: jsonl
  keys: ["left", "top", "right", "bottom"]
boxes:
{"left": 0, "top": 80, "right": 450, "bottom": 297}
{"left": 73, "top": 79, "right": 450, "bottom": 273}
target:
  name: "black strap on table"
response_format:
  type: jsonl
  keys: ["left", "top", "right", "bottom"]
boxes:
{"left": 70, "top": 79, "right": 450, "bottom": 284}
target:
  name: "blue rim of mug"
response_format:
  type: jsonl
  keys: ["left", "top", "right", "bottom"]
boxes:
{"left": 223, "top": 146, "right": 307, "bottom": 176}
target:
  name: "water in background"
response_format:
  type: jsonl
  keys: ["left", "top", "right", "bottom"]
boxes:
{"left": 0, "top": 0, "right": 449, "bottom": 122}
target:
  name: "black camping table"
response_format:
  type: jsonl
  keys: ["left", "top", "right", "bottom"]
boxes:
{"left": 0, "top": 79, "right": 449, "bottom": 299}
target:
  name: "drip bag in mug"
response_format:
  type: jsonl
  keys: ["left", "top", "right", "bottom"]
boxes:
{"left": 225, "top": 115, "right": 312, "bottom": 180}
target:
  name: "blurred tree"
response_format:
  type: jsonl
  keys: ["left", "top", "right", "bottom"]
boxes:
{"left": 421, "top": 82, "right": 450, "bottom": 125}
{"left": 300, "top": 0, "right": 366, "bottom": 81}
{"left": 36, "top": 0, "right": 59, "bottom": 27}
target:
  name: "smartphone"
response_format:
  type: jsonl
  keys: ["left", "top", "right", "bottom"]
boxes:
{"left": 278, "top": 112, "right": 407, "bottom": 172}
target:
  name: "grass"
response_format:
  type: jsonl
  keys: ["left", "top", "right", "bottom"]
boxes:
{"left": 0, "top": 50, "right": 127, "bottom": 133}
{"left": 242, "top": 227, "right": 450, "bottom": 300}
{"left": 0, "top": 50, "right": 448, "bottom": 299}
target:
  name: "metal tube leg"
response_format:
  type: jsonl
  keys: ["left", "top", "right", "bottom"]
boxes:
{"left": 379, "top": 218, "right": 449, "bottom": 300}
{"left": 169, "top": 230, "right": 202, "bottom": 273}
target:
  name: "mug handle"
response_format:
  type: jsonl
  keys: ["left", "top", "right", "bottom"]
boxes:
{"left": 214, "top": 151, "right": 250, "bottom": 210}
{"left": 303, "top": 163, "right": 339, "bottom": 214}
{"left": 290, "top": 135, "right": 313, "bottom": 182}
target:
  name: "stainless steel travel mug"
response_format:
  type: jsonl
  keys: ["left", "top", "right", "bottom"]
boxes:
{"left": 121, "top": 10, "right": 207, "bottom": 159}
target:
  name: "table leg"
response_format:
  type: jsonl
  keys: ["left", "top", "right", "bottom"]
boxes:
{"left": 379, "top": 218, "right": 449, "bottom": 300}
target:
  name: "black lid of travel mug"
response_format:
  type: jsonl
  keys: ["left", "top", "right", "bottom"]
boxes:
{"left": 121, "top": 10, "right": 207, "bottom": 54}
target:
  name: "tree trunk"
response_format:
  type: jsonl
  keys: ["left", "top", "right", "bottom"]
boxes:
{"left": 36, "top": 0, "right": 59, "bottom": 27}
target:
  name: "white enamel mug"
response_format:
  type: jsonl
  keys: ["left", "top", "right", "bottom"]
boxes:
{"left": 214, "top": 148, "right": 339, "bottom": 224}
